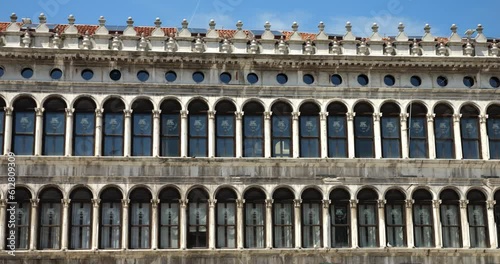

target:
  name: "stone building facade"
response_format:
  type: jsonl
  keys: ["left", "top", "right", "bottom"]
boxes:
{"left": 0, "top": 13, "right": 499, "bottom": 264}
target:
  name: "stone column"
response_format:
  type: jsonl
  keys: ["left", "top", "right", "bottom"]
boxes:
{"left": 29, "top": 199, "right": 39, "bottom": 250}
{"left": 91, "top": 199, "right": 100, "bottom": 250}
{"left": 64, "top": 108, "right": 74, "bottom": 156}
{"left": 34, "top": 107, "right": 44, "bottom": 155}
{"left": 180, "top": 110, "right": 188, "bottom": 157}
{"left": 373, "top": 113, "right": 382, "bottom": 159}
{"left": 322, "top": 199, "right": 331, "bottom": 248}
{"left": 320, "top": 112, "right": 328, "bottom": 158}
{"left": 123, "top": 109, "right": 133, "bottom": 157}
{"left": 94, "top": 109, "right": 103, "bottom": 156}
{"left": 60, "top": 199, "right": 71, "bottom": 250}
{"left": 152, "top": 110, "right": 161, "bottom": 157}
{"left": 292, "top": 112, "right": 300, "bottom": 158}
{"left": 347, "top": 113, "right": 355, "bottom": 158}
{"left": 479, "top": 115, "right": 490, "bottom": 160}
{"left": 427, "top": 114, "right": 436, "bottom": 159}
{"left": 265, "top": 199, "right": 273, "bottom": 248}
{"left": 460, "top": 200, "right": 470, "bottom": 248}
{"left": 179, "top": 199, "right": 187, "bottom": 249}
{"left": 0, "top": 199, "right": 7, "bottom": 250}
{"left": 151, "top": 199, "right": 159, "bottom": 250}
{"left": 400, "top": 113, "right": 409, "bottom": 159}
{"left": 405, "top": 199, "right": 414, "bottom": 248}
{"left": 432, "top": 200, "right": 442, "bottom": 248}
{"left": 487, "top": 200, "right": 497, "bottom": 248}
{"left": 453, "top": 114, "right": 463, "bottom": 159}
{"left": 235, "top": 112, "right": 243, "bottom": 158}
{"left": 236, "top": 199, "right": 245, "bottom": 249}
{"left": 3, "top": 107, "right": 13, "bottom": 154}
{"left": 294, "top": 199, "right": 302, "bottom": 248}
{"left": 208, "top": 199, "right": 216, "bottom": 249}
{"left": 378, "top": 199, "right": 386, "bottom": 247}
{"left": 121, "top": 199, "right": 130, "bottom": 250}
{"left": 208, "top": 111, "right": 215, "bottom": 158}
{"left": 350, "top": 199, "right": 358, "bottom": 248}
{"left": 264, "top": 112, "right": 272, "bottom": 158}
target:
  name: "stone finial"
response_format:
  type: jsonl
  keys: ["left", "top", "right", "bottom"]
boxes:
{"left": 303, "top": 37, "right": 314, "bottom": 55}
{"left": 277, "top": 35, "right": 288, "bottom": 54}
{"left": 68, "top": 14, "right": 75, "bottom": 25}
{"left": 236, "top": 20, "right": 243, "bottom": 30}
{"left": 316, "top": 21, "right": 328, "bottom": 41}
{"left": 151, "top": 18, "right": 164, "bottom": 37}
{"left": 249, "top": 37, "right": 259, "bottom": 54}
{"left": 358, "top": 38, "right": 369, "bottom": 55}
{"left": 6, "top": 13, "right": 20, "bottom": 32}
{"left": 182, "top": 19, "right": 188, "bottom": 29}
{"left": 422, "top": 24, "right": 434, "bottom": 42}
{"left": 318, "top": 21, "right": 325, "bottom": 32}
{"left": 138, "top": 33, "right": 148, "bottom": 51}
{"left": 475, "top": 24, "right": 487, "bottom": 43}
{"left": 36, "top": 13, "right": 50, "bottom": 33}
{"left": 111, "top": 32, "right": 121, "bottom": 50}
{"left": 95, "top": 16, "right": 109, "bottom": 35}
{"left": 395, "top": 22, "right": 408, "bottom": 42}
{"left": 221, "top": 38, "right": 231, "bottom": 53}
{"left": 39, "top": 13, "right": 47, "bottom": 24}
{"left": 292, "top": 21, "right": 298, "bottom": 32}
{"left": 370, "top": 23, "right": 382, "bottom": 41}
{"left": 10, "top": 13, "right": 17, "bottom": 23}
{"left": 209, "top": 19, "right": 216, "bottom": 30}
{"left": 261, "top": 21, "right": 275, "bottom": 40}
{"left": 264, "top": 21, "right": 271, "bottom": 31}
{"left": 343, "top": 21, "right": 356, "bottom": 41}
{"left": 154, "top": 17, "right": 161, "bottom": 28}
{"left": 82, "top": 31, "right": 91, "bottom": 49}
{"left": 206, "top": 19, "right": 218, "bottom": 39}
{"left": 63, "top": 14, "right": 78, "bottom": 35}
{"left": 166, "top": 33, "right": 177, "bottom": 52}
{"left": 411, "top": 38, "right": 421, "bottom": 56}
{"left": 331, "top": 36, "right": 340, "bottom": 55}
{"left": 178, "top": 19, "right": 191, "bottom": 38}
{"left": 193, "top": 33, "right": 204, "bottom": 52}
{"left": 449, "top": 24, "right": 461, "bottom": 43}
{"left": 52, "top": 30, "right": 61, "bottom": 48}
{"left": 464, "top": 39, "right": 474, "bottom": 56}
{"left": 385, "top": 41, "right": 395, "bottom": 55}
{"left": 438, "top": 42, "right": 447, "bottom": 56}
{"left": 127, "top": 17, "right": 134, "bottom": 26}
{"left": 491, "top": 40, "right": 499, "bottom": 57}
{"left": 289, "top": 22, "right": 302, "bottom": 41}
{"left": 233, "top": 20, "right": 246, "bottom": 39}
{"left": 123, "top": 17, "right": 137, "bottom": 36}
{"left": 99, "top": 16, "right": 106, "bottom": 27}
{"left": 21, "top": 29, "right": 31, "bottom": 48}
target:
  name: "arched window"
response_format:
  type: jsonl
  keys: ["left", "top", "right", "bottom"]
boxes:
{"left": 215, "top": 188, "right": 237, "bottom": 248}
{"left": 381, "top": 103, "right": 401, "bottom": 158}
{"left": 158, "top": 187, "right": 180, "bottom": 249}
{"left": 412, "top": 189, "right": 434, "bottom": 247}
{"left": 244, "top": 188, "right": 266, "bottom": 248}
{"left": 43, "top": 98, "right": 66, "bottom": 155}
{"left": 160, "top": 100, "right": 181, "bottom": 157}
{"left": 215, "top": 101, "right": 236, "bottom": 157}
{"left": 327, "top": 102, "right": 348, "bottom": 158}
{"left": 357, "top": 188, "right": 378, "bottom": 247}
{"left": 467, "top": 190, "right": 489, "bottom": 248}
{"left": 38, "top": 188, "right": 63, "bottom": 249}
{"left": 99, "top": 187, "right": 122, "bottom": 249}
{"left": 12, "top": 97, "right": 36, "bottom": 155}
{"left": 187, "top": 188, "right": 209, "bottom": 248}
{"left": 407, "top": 103, "right": 428, "bottom": 158}
{"left": 0, "top": 98, "right": 5, "bottom": 152}
{"left": 301, "top": 188, "right": 322, "bottom": 248}
{"left": 102, "top": 99, "right": 125, "bottom": 156}
{"left": 271, "top": 102, "right": 293, "bottom": 158}
{"left": 440, "top": 189, "right": 461, "bottom": 247}
{"left": 7, "top": 187, "right": 31, "bottom": 249}
{"left": 330, "top": 188, "right": 350, "bottom": 248}
{"left": 487, "top": 105, "right": 500, "bottom": 159}
{"left": 354, "top": 103, "right": 374, "bottom": 158}
{"left": 299, "top": 103, "right": 320, "bottom": 157}
{"left": 495, "top": 191, "right": 500, "bottom": 246}
{"left": 73, "top": 98, "right": 96, "bottom": 156}
{"left": 243, "top": 102, "right": 264, "bottom": 157}
{"left": 69, "top": 187, "right": 92, "bottom": 249}
{"left": 434, "top": 104, "right": 455, "bottom": 159}
{"left": 188, "top": 100, "right": 208, "bottom": 157}
{"left": 129, "top": 188, "right": 152, "bottom": 249}
{"left": 385, "top": 189, "right": 406, "bottom": 247}
{"left": 460, "top": 105, "right": 481, "bottom": 159}
{"left": 272, "top": 188, "right": 294, "bottom": 248}
{"left": 131, "top": 100, "right": 153, "bottom": 156}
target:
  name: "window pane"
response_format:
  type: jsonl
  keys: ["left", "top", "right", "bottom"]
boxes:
{"left": 162, "top": 114, "right": 180, "bottom": 136}
{"left": 358, "top": 204, "right": 377, "bottom": 247}
{"left": 434, "top": 117, "right": 454, "bottom": 159}
{"left": 385, "top": 204, "right": 405, "bottom": 247}
{"left": 302, "top": 203, "right": 321, "bottom": 248}
{"left": 488, "top": 118, "right": 500, "bottom": 159}
{"left": 13, "top": 202, "right": 30, "bottom": 249}
{"left": 273, "top": 203, "right": 293, "bottom": 248}
{"left": 461, "top": 118, "right": 480, "bottom": 159}
{"left": 188, "top": 203, "right": 208, "bottom": 248}
{"left": 0, "top": 111, "right": 4, "bottom": 151}
{"left": 408, "top": 117, "right": 427, "bottom": 158}
{"left": 272, "top": 139, "right": 291, "bottom": 157}
{"left": 441, "top": 204, "right": 461, "bottom": 247}
{"left": 272, "top": 116, "right": 291, "bottom": 137}
{"left": 328, "top": 116, "right": 348, "bottom": 158}
{"left": 13, "top": 112, "right": 35, "bottom": 155}
{"left": 468, "top": 204, "right": 488, "bottom": 248}
{"left": 355, "top": 116, "right": 374, "bottom": 158}
{"left": 44, "top": 112, "right": 66, "bottom": 155}
{"left": 130, "top": 203, "right": 150, "bottom": 249}
{"left": 300, "top": 116, "right": 319, "bottom": 157}
{"left": 413, "top": 204, "right": 434, "bottom": 247}
{"left": 160, "top": 203, "right": 179, "bottom": 249}
{"left": 331, "top": 204, "right": 349, "bottom": 247}
{"left": 189, "top": 116, "right": 207, "bottom": 137}
{"left": 39, "top": 203, "right": 61, "bottom": 249}
{"left": 217, "top": 203, "right": 236, "bottom": 248}
{"left": 100, "top": 202, "right": 121, "bottom": 249}
{"left": 70, "top": 202, "right": 91, "bottom": 249}
{"left": 244, "top": 116, "right": 263, "bottom": 157}
{"left": 103, "top": 113, "right": 123, "bottom": 156}
{"left": 382, "top": 117, "right": 401, "bottom": 158}
{"left": 74, "top": 113, "right": 95, "bottom": 156}
{"left": 245, "top": 203, "right": 265, "bottom": 248}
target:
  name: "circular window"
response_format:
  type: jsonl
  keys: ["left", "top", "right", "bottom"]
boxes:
{"left": 21, "top": 68, "right": 33, "bottom": 79}
{"left": 437, "top": 76, "right": 448, "bottom": 87}
{"left": 165, "top": 71, "right": 177, "bottom": 82}
{"left": 81, "top": 69, "right": 94, "bottom": 80}
{"left": 50, "top": 68, "right": 63, "bottom": 80}
{"left": 410, "top": 76, "right": 421, "bottom": 87}
{"left": 220, "top": 72, "right": 231, "bottom": 84}
{"left": 357, "top": 74, "right": 369, "bottom": 86}
{"left": 303, "top": 74, "right": 314, "bottom": 85}
{"left": 247, "top": 73, "right": 259, "bottom": 84}
{"left": 276, "top": 73, "right": 288, "bottom": 84}
{"left": 192, "top": 71, "right": 205, "bottom": 83}
{"left": 384, "top": 75, "right": 395, "bottom": 86}
{"left": 331, "top": 74, "right": 343, "bottom": 86}
{"left": 463, "top": 76, "right": 474, "bottom": 88}
{"left": 0, "top": 67, "right": 4, "bottom": 78}
{"left": 137, "top": 70, "right": 149, "bottom": 82}
{"left": 109, "top": 69, "right": 121, "bottom": 81}
{"left": 490, "top": 77, "right": 500, "bottom": 88}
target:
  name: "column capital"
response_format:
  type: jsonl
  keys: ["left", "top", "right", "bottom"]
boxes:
{"left": 373, "top": 113, "right": 382, "bottom": 122}
{"left": 35, "top": 107, "right": 44, "bottom": 116}
{"left": 320, "top": 112, "right": 329, "bottom": 121}
{"left": 121, "top": 199, "right": 130, "bottom": 208}
{"left": 208, "top": 199, "right": 217, "bottom": 208}
{"left": 236, "top": 199, "right": 245, "bottom": 208}
{"left": 405, "top": 199, "right": 414, "bottom": 208}
{"left": 377, "top": 199, "right": 386, "bottom": 208}
{"left": 349, "top": 199, "right": 358, "bottom": 208}
{"left": 426, "top": 113, "right": 435, "bottom": 122}
{"left": 346, "top": 112, "right": 355, "bottom": 121}
{"left": 91, "top": 199, "right": 101, "bottom": 208}
{"left": 400, "top": 113, "right": 409, "bottom": 123}
{"left": 432, "top": 199, "right": 442, "bottom": 208}
{"left": 264, "top": 111, "right": 272, "bottom": 120}
{"left": 62, "top": 199, "right": 71, "bottom": 208}
{"left": 322, "top": 199, "right": 331, "bottom": 209}
{"left": 487, "top": 200, "right": 496, "bottom": 210}
{"left": 95, "top": 108, "right": 103, "bottom": 117}
{"left": 65, "top": 108, "right": 75, "bottom": 116}
{"left": 235, "top": 111, "right": 243, "bottom": 120}
{"left": 293, "top": 199, "right": 302, "bottom": 208}
{"left": 265, "top": 199, "right": 273, "bottom": 208}
{"left": 208, "top": 110, "right": 216, "bottom": 119}
{"left": 453, "top": 114, "right": 462, "bottom": 123}
{"left": 4, "top": 106, "right": 13, "bottom": 115}
{"left": 30, "top": 199, "right": 39, "bottom": 208}
{"left": 459, "top": 200, "right": 469, "bottom": 209}
{"left": 152, "top": 110, "right": 161, "bottom": 119}
{"left": 180, "top": 110, "right": 189, "bottom": 119}
{"left": 479, "top": 114, "right": 488, "bottom": 124}
{"left": 292, "top": 112, "right": 300, "bottom": 120}
{"left": 151, "top": 199, "right": 159, "bottom": 208}
{"left": 123, "top": 109, "right": 133, "bottom": 118}
{"left": 180, "top": 199, "right": 188, "bottom": 208}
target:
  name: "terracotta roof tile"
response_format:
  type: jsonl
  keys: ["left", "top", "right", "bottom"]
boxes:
{"left": 217, "top": 29, "right": 252, "bottom": 39}
{"left": 134, "top": 26, "right": 177, "bottom": 37}
{"left": 281, "top": 31, "right": 317, "bottom": 41}
{"left": 0, "top": 22, "right": 9, "bottom": 32}
{"left": 53, "top": 24, "right": 98, "bottom": 35}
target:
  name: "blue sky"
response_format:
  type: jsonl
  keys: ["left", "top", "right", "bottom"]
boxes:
{"left": 1, "top": 0, "right": 499, "bottom": 38}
